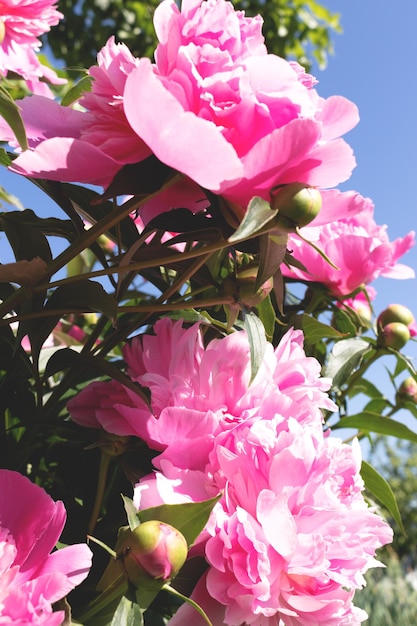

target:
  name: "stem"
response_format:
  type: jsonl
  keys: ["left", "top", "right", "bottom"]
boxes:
{"left": 88, "top": 451, "right": 112, "bottom": 535}
{"left": 163, "top": 583, "right": 214, "bottom": 626}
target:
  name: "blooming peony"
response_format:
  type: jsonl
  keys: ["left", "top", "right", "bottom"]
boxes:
{"left": 282, "top": 193, "right": 415, "bottom": 296}
{"left": 0, "top": 469, "right": 92, "bottom": 624}
{"left": 5, "top": 0, "right": 358, "bottom": 220}
{"left": 123, "top": 0, "right": 359, "bottom": 214}
{"left": 0, "top": 0, "right": 65, "bottom": 96}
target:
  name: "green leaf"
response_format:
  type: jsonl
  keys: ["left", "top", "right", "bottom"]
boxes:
{"left": 0, "top": 210, "right": 53, "bottom": 263}
{"left": 256, "top": 295, "right": 276, "bottom": 341}
{"left": 323, "top": 338, "right": 372, "bottom": 390}
{"left": 301, "top": 314, "right": 347, "bottom": 344}
{"left": 48, "top": 280, "right": 117, "bottom": 322}
{"left": 110, "top": 595, "right": 143, "bottom": 626}
{"left": 0, "top": 148, "right": 12, "bottom": 167}
{"left": 242, "top": 310, "right": 268, "bottom": 384}
{"left": 361, "top": 460, "right": 404, "bottom": 533}
{"left": 0, "top": 83, "right": 28, "bottom": 151}
{"left": 256, "top": 232, "right": 288, "bottom": 290}
{"left": 61, "top": 75, "right": 93, "bottom": 106}
{"left": 228, "top": 197, "right": 278, "bottom": 243}
{"left": 122, "top": 496, "right": 141, "bottom": 532}
{"left": 138, "top": 495, "right": 221, "bottom": 548}
{"left": 333, "top": 412, "right": 417, "bottom": 443}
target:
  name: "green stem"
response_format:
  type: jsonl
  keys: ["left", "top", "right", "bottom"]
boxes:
{"left": 163, "top": 583, "right": 214, "bottom": 626}
{"left": 88, "top": 451, "right": 112, "bottom": 535}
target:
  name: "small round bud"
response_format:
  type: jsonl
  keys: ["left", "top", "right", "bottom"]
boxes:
{"left": 377, "top": 304, "right": 414, "bottom": 329}
{"left": 117, "top": 521, "right": 188, "bottom": 586}
{"left": 396, "top": 377, "right": 417, "bottom": 405}
{"left": 378, "top": 321, "right": 411, "bottom": 350}
{"left": 224, "top": 265, "right": 273, "bottom": 308}
{"left": 271, "top": 183, "right": 322, "bottom": 230}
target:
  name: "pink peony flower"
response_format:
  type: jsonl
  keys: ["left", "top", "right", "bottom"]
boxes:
{"left": 0, "top": 0, "right": 65, "bottom": 96}
{"left": 0, "top": 469, "right": 92, "bottom": 624}
{"left": 6, "top": 0, "right": 358, "bottom": 221}
{"left": 123, "top": 0, "right": 359, "bottom": 214}
{"left": 282, "top": 193, "right": 415, "bottom": 296}
{"left": 152, "top": 420, "right": 391, "bottom": 626}
{"left": 68, "top": 318, "right": 335, "bottom": 448}
{"left": 2, "top": 37, "right": 151, "bottom": 186}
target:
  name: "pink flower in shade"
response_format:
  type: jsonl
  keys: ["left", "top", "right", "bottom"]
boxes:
{"left": 152, "top": 420, "right": 392, "bottom": 626}
{"left": 282, "top": 193, "right": 415, "bottom": 297}
{"left": 2, "top": 37, "right": 151, "bottom": 186}
{"left": 123, "top": 0, "right": 359, "bottom": 215}
{"left": 0, "top": 469, "right": 92, "bottom": 625}
{"left": 0, "top": 0, "right": 65, "bottom": 96}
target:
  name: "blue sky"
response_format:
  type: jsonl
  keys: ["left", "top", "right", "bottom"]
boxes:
{"left": 0, "top": 0, "right": 416, "bottom": 439}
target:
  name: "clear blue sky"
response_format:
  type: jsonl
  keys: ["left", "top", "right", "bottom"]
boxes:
{"left": 0, "top": 0, "right": 416, "bottom": 437}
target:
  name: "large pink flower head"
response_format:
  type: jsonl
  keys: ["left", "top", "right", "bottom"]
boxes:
{"left": 164, "top": 419, "right": 392, "bottom": 626}
{"left": 123, "top": 0, "right": 359, "bottom": 214}
{"left": 68, "top": 318, "right": 336, "bottom": 459}
{"left": 0, "top": 0, "right": 65, "bottom": 96}
{"left": 6, "top": 0, "right": 358, "bottom": 220}
{"left": 0, "top": 469, "right": 92, "bottom": 624}
{"left": 282, "top": 192, "right": 415, "bottom": 296}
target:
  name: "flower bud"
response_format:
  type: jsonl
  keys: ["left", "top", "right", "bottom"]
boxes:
{"left": 396, "top": 377, "right": 417, "bottom": 405}
{"left": 223, "top": 265, "right": 274, "bottom": 308}
{"left": 271, "top": 183, "right": 322, "bottom": 230}
{"left": 117, "top": 521, "right": 188, "bottom": 586}
{"left": 377, "top": 304, "right": 415, "bottom": 329}
{"left": 378, "top": 321, "right": 411, "bottom": 350}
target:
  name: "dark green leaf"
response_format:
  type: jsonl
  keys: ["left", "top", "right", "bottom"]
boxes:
{"left": 228, "top": 197, "right": 277, "bottom": 243}
{"left": 361, "top": 460, "right": 404, "bottom": 533}
{"left": 0, "top": 148, "right": 12, "bottom": 167}
{"left": 0, "top": 210, "right": 52, "bottom": 263}
{"left": 323, "top": 338, "right": 373, "bottom": 390}
{"left": 242, "top": 310, "right": 268, "bottom": 384}
{"left": 301, "top": 313, "right": 347, "bottom": 344}
{"left": 0, "top": 84, "right": 28, "bottom": 151}
{"left": 138, "top": 495, "right": 221, "bottom": 547}
{"left": 333, "top": 412, "right": 417, "bottom": 443}
{"left": 256, "top": 295, "right": 276, "bottom": 341}
{"left": 256, "top": 233, "right": 288, "bottom": 290}
{"left": 61, "top": 75, "right": 93, "bottom": 106}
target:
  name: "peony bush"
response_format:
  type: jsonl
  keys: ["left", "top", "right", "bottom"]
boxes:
{"left": 0, "top": 0, "right": 415, "bottom": 625}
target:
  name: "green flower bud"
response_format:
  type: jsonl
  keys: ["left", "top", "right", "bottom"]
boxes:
{"left": 378, "top": 321, "right": 411, "bottom": 350}
{"left": 271, "top": 183, "right": 322, "bottom": 230}
{"left": 396, "top": 377, "right": 417, "bottom": 405}
{"left": 224, "top": 265, "right": 274, "bottom": 308}
{"left": 117, "top": 521, "right": 188, "bottom": 586}
{"left": 377, "top": 304, "right": 414, "bottom": 329}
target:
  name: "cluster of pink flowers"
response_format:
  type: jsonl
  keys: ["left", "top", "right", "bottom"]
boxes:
{"left": 3, "top": 0, "right": 358, "bottom": 220}
{"left": 0, "top": 0, "right": 64, "bottom": 95}
{"left": 68, "top": 318, "right": 393, "bottom": 625}
{"left": 283, "top": 193, "right": 415, "bottom": 296}
{"left": 0, "top": 469, "right": 92, "bottom": 624}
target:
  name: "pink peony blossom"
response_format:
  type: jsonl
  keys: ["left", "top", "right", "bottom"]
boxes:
{"left": 0, "top": 469, "right": 92, "bottom": 624}
{"left": 123, "top": 0, "right": 359, "bottom": 214}
{"left": 0, "top": 0, "right": 65, "bottom": 96}
{"left": 3, "top": 37, "right": 151, "bottom": 186}
{"left": 165, "top": 420, "right": 392, "bottom": 626}
{"left": 68, "top": 318, "right": 335, "bottom": 447}
{"left": 6, "top": 0, "right": 358, "bottom": 221}
{"left": 282, "top": 193, "right": 415, "bottom": 296}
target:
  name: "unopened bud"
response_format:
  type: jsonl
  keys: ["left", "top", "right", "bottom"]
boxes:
{"left": 271, "top": 183, "right": 322, "bottom": 230}
{"left": 396, "top": 377, "right": 417, "bottom": 405}
{"left": 377, "top": 304, "right": 414, "bottom": 329}
{"left": 117, "top": 521, "right": 188, "bottom": 586}
{"left": 378, "top": 321, "right": 411, "bottom": 350}
{"left": 224, "top": 265, "right": 273, "bottom": 308}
